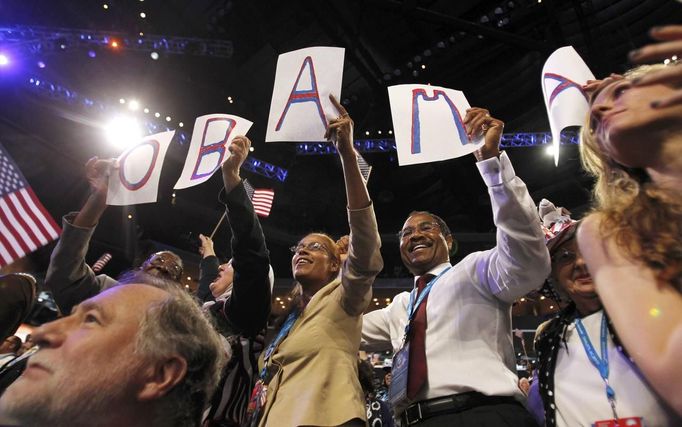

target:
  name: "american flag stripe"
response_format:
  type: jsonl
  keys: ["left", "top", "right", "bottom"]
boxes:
{"left": 21, "top": 188, "right": 60, "bottom": 240}
{"left": 0, "top": 199, "right": 37, "bottom": 252}
{"left": 8, "top": 191, "right": 47, "bottom": 245}
{"left": 0, "top": 232, "right": 19, "bottom": 265}
{"left": 252, "top": 189, "right": 274, "bottom": 217}
{"left": 243, "top": 179, "right": 274, "bottom": 218}
{"left": 0, "top": 214, "right": 25, "bottom": 260}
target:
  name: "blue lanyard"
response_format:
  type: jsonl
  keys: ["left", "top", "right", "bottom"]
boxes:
{"left": 403, "top": 266, "right": 451, "bottom": 338}
{"left": 260, "top": 310, "right": 300, "bottom": 379}
{"left": 575, "top": 313, "right": 618, "bottom": 419}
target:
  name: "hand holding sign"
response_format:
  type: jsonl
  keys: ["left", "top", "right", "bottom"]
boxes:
{"left": 325, "top": 94, "right": 355, "bottom": 160}
{"left": 463, "top": 107, "right": 503, "bottom": 161}
{"left": 84, "top": 156, "right": 116, "bottom": 198}
{"left": 221, "top": 135, "right": 251, "bottom": 192}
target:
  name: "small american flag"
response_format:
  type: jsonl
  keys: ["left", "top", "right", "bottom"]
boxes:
{"left": 243, "top": 179, "right": 275, "bottom": 218}
{"left": 0, "top": 144, "right": 60, "bottom": 267}
{"left": 356, "top": 152, "right": 372, "bottom": 182}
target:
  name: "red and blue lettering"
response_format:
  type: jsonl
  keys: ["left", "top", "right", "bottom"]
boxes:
{"left": 275, "top": 56, "right": 326, "bottom": 132}
{"left": 190, "top": 117, "right": 237, "bottom": 180}
{"left": 411, "top": 89, "right": 469, "bottom": 154}
{"left": 543, "top": 73, "right": 588, "bottom": 108}
{"left": 118, "top": 139, "right": 161, "bottom": 191}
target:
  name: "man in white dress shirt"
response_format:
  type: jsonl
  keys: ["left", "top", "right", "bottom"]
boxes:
{"left": 361, "top": 107, "right": 550, "bottom": 426}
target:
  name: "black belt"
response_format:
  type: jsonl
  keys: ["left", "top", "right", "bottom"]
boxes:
{"left": 401, "top": 391, "right": 520, "bottom": 425}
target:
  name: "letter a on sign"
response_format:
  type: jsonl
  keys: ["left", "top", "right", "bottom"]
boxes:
{"left": 174, "top": 114, "right": 253, "bottom": 190}
{"left": 266, "top": 47, "right": 345, "bottom": 142}
{"left": 541, "top": 46, "right": 594, "bottom": 165}
{"left": 107, "top": 130, "right": 175, "bottom": 206}
{"left": 388, "top": 84, "right": 483, "bottom": 166}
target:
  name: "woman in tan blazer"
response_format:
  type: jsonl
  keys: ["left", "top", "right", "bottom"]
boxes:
{"left": 248, "top": 95, "right": 383, "bottom": 427}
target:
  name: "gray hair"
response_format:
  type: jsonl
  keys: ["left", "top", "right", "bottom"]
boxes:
{"left": 118, "top": 272, "right": 227, "bottom": 427}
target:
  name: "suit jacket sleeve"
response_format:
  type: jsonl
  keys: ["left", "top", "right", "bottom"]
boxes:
{"left": 210, "top": 181, "right": 271, "bottom": 337}
{"left": 197, "top": 255, "right": 220, "bottom": 303}
{"left": 339, "top": 203, "right": 384, "bottom": 317}
{"left": 44, "top": 213, "right": 116, "bottom": 314}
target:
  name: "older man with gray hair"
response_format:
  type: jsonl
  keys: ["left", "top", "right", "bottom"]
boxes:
{"left": 0, "top": 272, "right": 226, "bottom": 427}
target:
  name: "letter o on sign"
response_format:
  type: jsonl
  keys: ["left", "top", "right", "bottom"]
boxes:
{"left": 118, "top": 139, "right": 160, "bottom": 191}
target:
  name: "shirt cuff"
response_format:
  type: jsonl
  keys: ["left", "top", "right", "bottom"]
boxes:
{"left": 476, "top": 151, "right": 516, "bottom": 187}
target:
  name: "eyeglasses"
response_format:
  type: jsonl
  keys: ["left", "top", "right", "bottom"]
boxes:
{"left": 290, "top": 241, "right": 329, "bottom": 255}
{"left": 398, "top": 221, "right": 440, "bottom": 239}
{"left": 551, "top": 249, "right": 577, "bottom": 267}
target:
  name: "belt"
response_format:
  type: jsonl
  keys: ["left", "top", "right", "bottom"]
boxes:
{"left": 401, "top": 391, "right": 520, "bottom": 425}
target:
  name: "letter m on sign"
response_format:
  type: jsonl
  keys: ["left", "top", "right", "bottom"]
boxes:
{"left": 275, "top": 56, "right": 326, "bottom": 132}
{"left": 411, "top": 89, "right": 469, "bottom": 154}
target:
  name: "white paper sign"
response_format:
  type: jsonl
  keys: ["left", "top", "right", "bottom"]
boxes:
{"left": 174, "top": 114, "right": 253, "bottom": 190}
{"left": 107, "top": 130, "right": 175, "bottom": 206}
{"left": 265, "top": 47, "right": 345, "bottom": 142}
{"left": 541, "top": 46, "right": 595, "bottom": 165}
{"left": 388, "top": 84, "right": 483, "bottom": 166}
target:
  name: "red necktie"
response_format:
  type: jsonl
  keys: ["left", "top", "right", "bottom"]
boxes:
{"left": 407, "top": 273, "right": 434, "bottom": 400}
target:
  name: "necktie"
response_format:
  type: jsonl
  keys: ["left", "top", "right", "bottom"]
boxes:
{"left": 407, "top": 273, "right": 434, "bottom": 400}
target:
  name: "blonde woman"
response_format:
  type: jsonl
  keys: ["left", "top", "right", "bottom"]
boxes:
{"left": 577, "top": 28, "right": 682, "bottom": 415}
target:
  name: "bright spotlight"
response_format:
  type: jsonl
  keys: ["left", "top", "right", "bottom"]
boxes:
{"left": 140, "top": 12, "right": 147, "bottom": 18}
{"left": 119, "top": 98, "right": 126, "bottom": 104}
{"left": 37, "top": 61, "right": 46, "bottom": 68}
{"left": 545, "top": 144, "right": 557, "bottom": 157}
{"left": 128, "top": 100, "right": 140, "bottom": 111}
{"left": 178, "top": 122, "right": 184, "bottom": 127}
{"left": 165, "top": 116, "right": 171, "bottom": 122}
{"left": 0, "top": 54, "right": 9, "bottom": 66}
{"left": 150, "top": 51, "right": 159, "bottom": 60}
{"left": 104, "top": 116, "right": 143, "bottom": 149}
{"left": 143, "top": 107, "right": 150, "bottom": 114}
{"left": 154, "top": 112, "right": 160, "bottom": 118}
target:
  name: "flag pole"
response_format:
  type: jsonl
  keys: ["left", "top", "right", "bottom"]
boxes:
{"left": 209, "top": 212, "right": 226, "bottom": 240}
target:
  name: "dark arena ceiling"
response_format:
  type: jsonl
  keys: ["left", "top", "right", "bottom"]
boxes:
{"left": 1, "top": 0, "right": 681, "bottom": 312}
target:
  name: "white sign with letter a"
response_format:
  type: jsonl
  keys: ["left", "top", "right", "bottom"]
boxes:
{"left": 107, "top": 130, "right": 175, "bottom": 206}
{"left": 174, "top": 114, "right": 253, "bottom": 190}
{"left": 541, "top": 46, "right": 595, "bottom": 165}
{"left": 265, "top": 46, "right": 345, "bottom": 142}
{"left": 388, "top": 84, "right": 483, "bottom": 166}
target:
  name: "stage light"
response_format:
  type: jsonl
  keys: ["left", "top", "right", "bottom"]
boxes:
{"left": 143, "top": 107, "right": 150, "bottom": 114}
{"left": 150, "top": 51, "right": 159, "bottom": 60}
{"left": 249, "top": 146, "right": 254, "bottom": 152}
{"left": 37, "top": 61, "right": 46, "bottom": 68}
{"left": 104, "top": 116, "right": 143, "bottom": 149}
{"left": 0, "top": 54, "right": 9, "bottom": 66}
{"left": 545, "top": 144, "right": 557, "bottom": 157}
{"left": 128, "top": 100, "right": 140, "bottom": 111}
{"left": 365, "top": 131, "right": 370, "bottom": 136}
{"left": 421, "top": 64, "right": 426, "bottom": 69}
{"left": 165, "top": 116, "right": 171, "bottom": 122}
{"left": 88, "top": 50, "right": 97, "bottom": 58}
{"left": 139, "top": 32, "right": 144, "bottom": 36}
{"left": 103, "top": 4, "right": 109, "bottom": 9}
{"left": 110, "top": 39, "right": 120, "bottom": 49}
{"left": 119, "top": 98, "right": 126, "bottom": 104}
{"left": 140, "top": 12, "right": 147, "bottom": 18}
{"left": 154, "top": 112, "right": 160, "bottom": 118}
{"left": 178, "top": 122, "right": 184, "bottom": 127}
{"left": 388, "top": 130, "right": 393, "bottom": 135}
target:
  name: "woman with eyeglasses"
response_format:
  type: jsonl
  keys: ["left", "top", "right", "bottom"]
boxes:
{"left": 246, "top": 94, "right": 383, "bottom": 427}
{"left": 531, "top": 199, "right": 680, "bottom": 427}
{"left": 575, "top": 28, "right": 682, "bottom": 415}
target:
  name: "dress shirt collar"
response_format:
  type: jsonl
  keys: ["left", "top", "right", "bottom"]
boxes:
{"left": 413, "top": 262, "right": 452, "bottom": 287}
